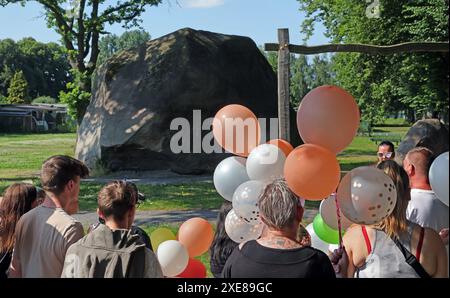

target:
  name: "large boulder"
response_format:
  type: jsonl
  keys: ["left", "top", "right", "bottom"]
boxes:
{"left": 396, "top": 119, "right": 449, "bottom": 164}
{"left": 75, "top": 28, "right": 300, "bottom": 174}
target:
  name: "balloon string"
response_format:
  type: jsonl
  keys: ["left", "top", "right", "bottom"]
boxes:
{"left": 334, "top": 193, "right": 343, "bottom": 248}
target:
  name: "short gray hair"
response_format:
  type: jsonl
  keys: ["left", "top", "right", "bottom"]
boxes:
{"left": 258, "top": 178, "right": 300, "bottom": 230}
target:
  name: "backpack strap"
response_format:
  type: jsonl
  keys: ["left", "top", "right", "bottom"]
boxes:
{"left": 392, "top": 236, "right": 431, "bottom": 278}
{"left": 361, "top": 226, "right": 372, "bottom": 254}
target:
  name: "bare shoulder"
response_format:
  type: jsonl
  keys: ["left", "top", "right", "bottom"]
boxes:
{"left": 343, "top": 224, "right": 364, "bottom": 242}
{"left": 422, "top": 227, "right": 445, "bottom": 248}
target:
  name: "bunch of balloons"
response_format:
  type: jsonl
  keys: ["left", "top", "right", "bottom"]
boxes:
{"left": 212, "top": 104, "right": 294, "bottom": 243}
{"left": 152, "top": 217, "right": 213, "bottom": 278}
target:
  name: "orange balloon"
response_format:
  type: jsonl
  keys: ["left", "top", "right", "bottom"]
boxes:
{"left": 177, "top": 218, "right": 214, "bottom": 258}
{"left": 267, "top": 139, "right": 294, "bottom": 157}
{"left": 297, "top": 85, "right": 360, "bottom": 154}
{"left": 284, "top": 144, "right": 341, "bottom": 200}
{"left": 212, "top": 104, "right": 261, "bottom": 157}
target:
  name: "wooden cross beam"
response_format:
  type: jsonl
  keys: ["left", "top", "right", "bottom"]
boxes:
{"left": 265, "top": 28, "right": 449, "bottom": 143}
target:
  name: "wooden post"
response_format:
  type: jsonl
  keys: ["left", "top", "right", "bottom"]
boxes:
{"left": 277, "top": 28, "right": 290, "bottom": 142}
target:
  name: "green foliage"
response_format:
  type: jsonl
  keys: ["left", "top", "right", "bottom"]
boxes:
{"left": 56, "top": 118, "right": 78, "bottom": 133}
{"left": 297, "top": 0, "right": 449, "bottom": 123}
{"left": 32, "top": 96, "right": 57, "bottom": 104}
{"left": 0, "top": 0, "right": 162, "bottom": 123}
{"left": 261, "top": 47, "right": 335, "bottom": 109}
{"left": 97, "top": 30, "right": 151, "bottom": 66}
{"left": 59, "top": 70, "right": 91, "bottom": 123}
{"left": 0, "top": 38, "right": 71, "bottom": 99}
{"left": 0, "top": 94, "right": 7, "bottom": 104}
{"left": 7, "top": 70, "right": 29, "bottom": 104}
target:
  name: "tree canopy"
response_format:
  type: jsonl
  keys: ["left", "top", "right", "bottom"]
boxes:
{"left": 297, "top": 0, "right": 449, "bottom": 123}
{"left": 97, "top": 30, "right": 151, "bottom": 66}
{"left": 0, "top": 37, "right": 70, "bottom": 100}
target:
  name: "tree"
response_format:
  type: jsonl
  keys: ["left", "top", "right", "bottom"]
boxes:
{"left": 290, "top": 55, "right": 310, "bottom": 108}
{"left": 0, "top": 0, "right": 162, "bottom": 123}
{"left": 97, "top": 30, "right": 151, "bottom": 66}
{"left": 297, "top": 0, "right": 449, "bottom": 124}
{"left": 0, "top": 38, "right": 71, "bottom": 100}
{"left": 7, "top": 70, "right": 29, "bottom": 104}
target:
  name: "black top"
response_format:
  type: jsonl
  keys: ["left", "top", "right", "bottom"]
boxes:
{"left": 221, "top": 240, "right": 336, "bottom": 278}
{"left": 0, "top": 251, "right": 12, "bottom": 279}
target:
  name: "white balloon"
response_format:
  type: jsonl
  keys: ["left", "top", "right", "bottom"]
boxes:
{"left": 156, "top": 240, "right": 189, "bottom": 277}
{"left": 246, "top": 144, "right": 286, "bottom": 181}
{"left": 232, "top": 180, "right": 266, "bottom": 224}
{"left": 213, "top": 156, "right": 250, "bottom": 202}
{"left": 430, "top": 151, "right": 449, "bottom": 207}
{"left": 320, "top": 193, "right": 354, "bottom": 230}
{"left": 337, "top": 166, "right": 397, "bottom": 225}
{"left": 305, "top": 223, "right": 330, "bottom": 254}
{"left": 225, "top": 209, "right": 264, "bottom": 243}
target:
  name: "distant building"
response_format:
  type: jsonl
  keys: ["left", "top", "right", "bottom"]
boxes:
{"left": 0, "top": 104, "right": 71, "bottom": 132}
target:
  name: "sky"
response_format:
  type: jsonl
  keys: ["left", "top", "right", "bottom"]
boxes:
{"left": 0, "top": 0, "right": 330, "bottom": 47}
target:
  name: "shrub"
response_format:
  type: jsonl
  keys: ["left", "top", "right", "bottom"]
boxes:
{"left": 32, "top": 96, "right": 57, "bottom": 104}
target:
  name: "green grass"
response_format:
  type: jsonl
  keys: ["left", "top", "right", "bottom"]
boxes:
{"left": 0, "top": 133, "right": 76, "bottom": 179}
{"left": 77, "top": 182, "right": 223, "bottom": 212}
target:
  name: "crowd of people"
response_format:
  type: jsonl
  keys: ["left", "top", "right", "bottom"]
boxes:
{"left": 0, "top": 141, "right": 448, "bottom": 278}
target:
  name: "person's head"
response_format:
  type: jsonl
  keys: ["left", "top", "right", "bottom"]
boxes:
{"left": 97, "top": 180, "right": 139, "bottom": 229}
{"left": 376, "top": 160, "right": 411, "bottom": 238}
{"left": 403, "top": 147, "right": 435, "bottom": 186}
{"left": 0, "top": 183, "right": 38, "bottom": 252}
{"left": 258, "top": 178, "right": 304, "bottom": 234}
{"left": 377, "top": 141, "right": 395, "bottom": 163}
{"left": 210, "top": 201, "right": 238, "bottom": 265}
{"left": 40, "top": 155, "right": 89, "bottom": 214}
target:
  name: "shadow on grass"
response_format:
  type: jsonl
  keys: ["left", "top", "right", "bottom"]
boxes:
{"left": 78, "top": 182, "right": 223, "bottom": 212}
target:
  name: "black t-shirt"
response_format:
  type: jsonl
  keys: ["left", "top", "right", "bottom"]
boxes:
{"left": 221, "top": 240, "right": 336, "bottom": 278}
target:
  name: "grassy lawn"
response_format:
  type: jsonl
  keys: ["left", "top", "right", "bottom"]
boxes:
{"left": 77, "top": 182, "right": 224, "bottom": 211}
{"left": 0, "top": 133, "right": 76, "bottom": 179}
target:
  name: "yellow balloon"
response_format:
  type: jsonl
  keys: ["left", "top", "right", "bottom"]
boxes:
{"left": 151, "top": 228, "right": 176, "bottom": 252}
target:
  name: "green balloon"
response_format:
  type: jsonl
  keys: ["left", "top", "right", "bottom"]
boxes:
{"left": 312, "top": 214, "right": 342, "bottom": 244}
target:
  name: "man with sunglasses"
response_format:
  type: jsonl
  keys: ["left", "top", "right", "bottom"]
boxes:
{"left": 377, "top": 141, "right": 396, "bottom": 164}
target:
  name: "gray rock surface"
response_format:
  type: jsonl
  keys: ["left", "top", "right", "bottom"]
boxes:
{"left": 76, "top": 28, "right": 300, "bottom": 175}
{"left": 396, "top": 119, "right": 449, "bottom": 163}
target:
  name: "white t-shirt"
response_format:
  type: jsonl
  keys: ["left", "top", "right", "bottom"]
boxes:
{"left": 407, "top": 188, "right": 449, "bottom": 233}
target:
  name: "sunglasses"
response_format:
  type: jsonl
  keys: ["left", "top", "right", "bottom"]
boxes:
{"left": 377, "top": 152, "right": 393, "bottom": 158}
{"left": 121, "top": 179, "right": 145, "bottom": 207}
